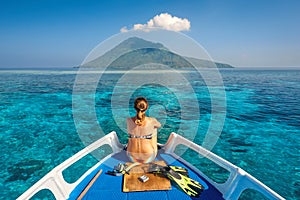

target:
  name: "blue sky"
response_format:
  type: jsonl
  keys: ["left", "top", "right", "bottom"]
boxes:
{"left": 0, "top": 0, "right": 299, "bottom": 68}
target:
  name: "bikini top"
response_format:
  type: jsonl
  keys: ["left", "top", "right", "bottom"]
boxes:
{"left": 126, "top": 117, "right": 158, "bottom": 140}
{"left": 128, "top": 133, "right": 153, "bottom": 139}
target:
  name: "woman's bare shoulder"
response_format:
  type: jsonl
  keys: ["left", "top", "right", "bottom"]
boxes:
{"left": 126, "top": 117, "right": 135, "bottom": 124}
{"left": 148, "top": 117, "right": 161, "bottom": 127}
{"left": 147, "top": 117, "right": 156, "bottom": 121}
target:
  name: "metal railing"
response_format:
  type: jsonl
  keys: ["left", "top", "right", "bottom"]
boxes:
{"left": 18, "top": 131, "right": 284, "bottom": 200}
{"left": 17, "top": 132, "right": 123, "bottom": 200}
{"left": 163, "top": 132, "right": 285, "bottom": 200}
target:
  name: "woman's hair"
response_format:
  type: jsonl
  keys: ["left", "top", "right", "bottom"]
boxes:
{"left": 134, "top": 97, "right": 148, "bottom": 111}
{"left": 134, "top": 97, "right": 148, "bottom": 125}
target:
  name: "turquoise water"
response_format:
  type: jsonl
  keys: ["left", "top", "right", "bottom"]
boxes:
{"left": 0, "top": 68, "right": 299, "bottom": 199}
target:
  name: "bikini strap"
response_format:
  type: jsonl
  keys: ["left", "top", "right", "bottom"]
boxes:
{"left": 128, "top": 133, "right": 153, "bottom": 139}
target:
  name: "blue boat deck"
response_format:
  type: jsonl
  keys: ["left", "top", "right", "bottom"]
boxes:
{"left": 68, "top": 149, "right": 224, "bottom": 200}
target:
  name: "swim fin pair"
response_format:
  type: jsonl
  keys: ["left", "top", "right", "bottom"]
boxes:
{"left": 149, "top": 164, "right": 204, "bottom": 197}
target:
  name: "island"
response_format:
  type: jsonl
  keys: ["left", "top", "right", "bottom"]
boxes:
{"left": 79, "top": 37, "right": 234, "bottom": 70}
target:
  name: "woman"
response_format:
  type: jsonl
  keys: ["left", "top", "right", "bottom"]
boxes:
{"left": 126, "top": 97, "right": 161, "bottom": 163}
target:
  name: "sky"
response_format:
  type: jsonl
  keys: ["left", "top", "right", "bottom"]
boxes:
{"left": 0, "top": 0, "right": 299, "bottom": 68}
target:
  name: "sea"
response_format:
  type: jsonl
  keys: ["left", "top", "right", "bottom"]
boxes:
{"left": 0, "top": 67, "right": 299, "bottom": 200}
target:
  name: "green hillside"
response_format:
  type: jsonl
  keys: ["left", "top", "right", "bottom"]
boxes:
{"left": 81, "top": 37, "right": 233, "bottom": 69}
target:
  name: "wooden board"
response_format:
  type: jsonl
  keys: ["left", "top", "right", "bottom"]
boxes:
{"left": 123, "top": 161, "right": 171, "bottom": 192}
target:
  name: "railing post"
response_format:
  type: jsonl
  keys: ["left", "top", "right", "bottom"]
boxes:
{"left": 163, "top": 132, "right": 178, "bottom": 154}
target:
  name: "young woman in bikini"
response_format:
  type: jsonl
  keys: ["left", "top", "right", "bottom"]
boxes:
{"left": 126, "top": 97, "right": 161, "bottom": 163}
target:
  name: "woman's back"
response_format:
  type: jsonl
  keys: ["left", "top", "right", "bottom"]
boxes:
{"left": 126, "top": 97, "right": 161, "bottom": 163}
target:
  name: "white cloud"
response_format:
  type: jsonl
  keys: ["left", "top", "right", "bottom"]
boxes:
{"left": 120, "top": 13, "right": 191, "bottom": 32}
{"left": 120, "top": 26, "right": 129, "bottom": 33}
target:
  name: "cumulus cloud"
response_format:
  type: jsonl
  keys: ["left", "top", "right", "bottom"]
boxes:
{"left": 120, "top": 13, "right": 191, "bottom": 32}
